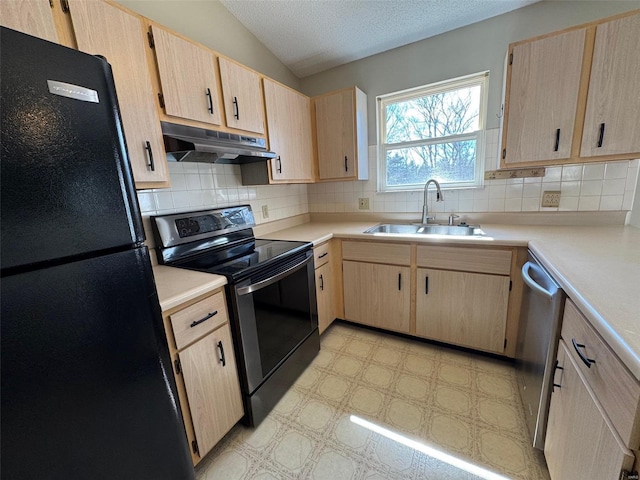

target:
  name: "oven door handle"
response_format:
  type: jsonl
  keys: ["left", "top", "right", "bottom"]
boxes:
{"left": 236, "top": 255, "right": 313, "bottom": 296}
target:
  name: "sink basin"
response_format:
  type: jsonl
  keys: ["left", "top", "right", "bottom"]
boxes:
{"left": 364, "top": 223, "right": 485, "bottom": 237}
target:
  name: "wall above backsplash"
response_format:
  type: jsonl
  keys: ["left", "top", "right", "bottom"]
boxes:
{"left": 307, "top": 129, "right": 639, "bottom": 219}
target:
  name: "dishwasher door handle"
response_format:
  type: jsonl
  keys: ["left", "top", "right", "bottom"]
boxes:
{"left": 521, "top": 261, "right": 554, "bottom": 300}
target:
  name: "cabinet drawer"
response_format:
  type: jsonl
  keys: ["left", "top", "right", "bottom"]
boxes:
{"left": 342, "top": 241, "right": 410, "bottom": 265}
{"left": 170, "top": 292, "right": 229, "bottom": 350}
{"left": 416, "top": 246, "right": 511, "bottom": 275}
{"left": 561, "top": 300, "right": 640, "bottom": 449}
{"left": 314, "top": 242, "right": 330, "bottom": 268}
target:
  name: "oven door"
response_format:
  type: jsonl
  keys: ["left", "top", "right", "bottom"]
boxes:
{"left": 230, "top": 251, "right": 317, "bottom": 394}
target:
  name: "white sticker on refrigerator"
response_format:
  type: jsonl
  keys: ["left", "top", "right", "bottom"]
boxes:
{"left": 47, "top": 80, "right": 99, "bottom": 103}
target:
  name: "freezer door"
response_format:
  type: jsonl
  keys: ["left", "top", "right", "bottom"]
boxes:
{"left": 1, "top": 248, "right": 194, "bottom": 479}
{"left": 0, "top": 27, "right": 143, "bottom": 271}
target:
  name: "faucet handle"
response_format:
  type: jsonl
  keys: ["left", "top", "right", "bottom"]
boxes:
{"left": 448, "top": 214, "right": 460, "bottom": 226}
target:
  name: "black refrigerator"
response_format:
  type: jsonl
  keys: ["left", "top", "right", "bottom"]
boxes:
{"left": 0, "top": 27, "right": 195, "bottom": 479}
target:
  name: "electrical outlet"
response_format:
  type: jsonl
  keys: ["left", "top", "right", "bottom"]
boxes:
{"left": 358, "top": 198, "right": 370, "bottom": 210}
{"left": 541, "top": 191, "right": 561, "bottom": 208}
{"left": 261, "top": 205, "right": 269, "bottom": 218}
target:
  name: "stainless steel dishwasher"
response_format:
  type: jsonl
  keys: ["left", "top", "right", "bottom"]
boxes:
{"left": 515, "top": 251, "right": 565, "bottom": 450}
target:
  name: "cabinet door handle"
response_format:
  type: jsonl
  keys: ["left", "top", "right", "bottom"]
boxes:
{"left": 554, "top": 128, "right": 560, "bottom": 152}
{"left": 217, "top": 340, "right": 226, "bottom": 367}
{"left": 398, "top": 273, "right": 402, "bottom": 290}
{"left": 145, "top": 141, "right": 155, "bottom": 171}
{"left": 206, "top": 88, "right": 214, "bottom": 114}
{"left": 233, "top": 96, "right": 239, "bottom": 120}
{"left": 344, "top": 156, "right": 348, "bottom": 172}
{"left": 319, "top": 274, "right": 324, "bottom": 291}
{"left": 572, "top": 339, "right": 596, "bottom": 368}
{"left": 276, "top": 156, "right": 282, "bottom": 173}
{"left": 597, "top": 123, "right": 605, "bottom": 148}
{"left": 425, "top": 276, "right": 429, "bottom": 294}
{"left": 552, "top": 359, "right": 564, "bottom": 392}
{"left": 190, "top": 310, "right": 218, "bottom": 328}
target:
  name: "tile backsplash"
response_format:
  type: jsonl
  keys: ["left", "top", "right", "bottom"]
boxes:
{"left": 138, "top": 128, "right": 638, "bottom": 229}
{"left": 307, "top": 129, "right": 639, "bottom": 217}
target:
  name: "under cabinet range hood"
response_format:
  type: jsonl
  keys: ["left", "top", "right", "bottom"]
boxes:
{"left": 161, "top": 122, "right": 276, "bottom": 164}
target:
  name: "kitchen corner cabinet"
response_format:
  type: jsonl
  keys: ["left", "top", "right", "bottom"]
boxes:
{"left": 0, "top": 0, "right": 59, "bottom": 43}
{"left": 314, "top": 241, "right": 342, "bottom": 334}
{"left": 262, "top": 78, "right": 314, "bottom": 183}
{"left": 545, "top": 300, "right": 640, "bottom": 480}
{"left": 501, "top": 10, "right": 640, "bottom": 167}
{"left": 342, "top": 242, "right": 411, "bottom": 334}
{"left": 68, "top": 0, "right": 170, "bottom": 188}
{"left": 150, "top": 25, "right": 223, "bottom": 127}
{"left": 218, "top": 57, "right": 265, "bottom": 135}
{"left": 314, "top": 87, "right": 368, "bottom": 181}
{"left": 162, "top": 290, "right": 243, "bottom": 465}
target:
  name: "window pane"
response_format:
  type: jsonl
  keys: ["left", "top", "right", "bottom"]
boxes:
{"left": 385, "top": 86, "right": 480, "bottom": 143}
{"left": 386, "top": 140, "right": 477, "bottom": 186}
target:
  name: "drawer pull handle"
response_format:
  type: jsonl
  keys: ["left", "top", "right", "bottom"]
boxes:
{"left": 217, "top": 340, "right": 226, "bottom": 367}
{"left": 572, "top": 339, "right": 596, "bottom": 368}
{"left": 190, "top": 310, "right": 218, "bottom": 328}
{"left": 318, "top": 252, "right": 328, "bottom": 259}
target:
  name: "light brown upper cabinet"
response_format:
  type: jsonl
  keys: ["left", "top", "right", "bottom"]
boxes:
{"left": 262, "top": 78, "right": 314, "bottom": 183}
{"left": 580, "top": 13, "right": 640, "bottom": 158}
{"left": 503, "top": 29, "right": 586, "bottom": 165}
{"left": 0, "top": 0, "right": 59, "bottom": 43}
{"left": 150, "top": 25, "right": 223, "bottom": 127}
{"left": 218, "top": 57, "right": 265, "bottom": 135}
{"left": 314, "top": 87, "right": 368, "bottom": 181}
{"left": 68, "top": 0, "right": 169, "bottom": 188}
{"left": 501, "top": 10, "right": 640, "bottom": 167}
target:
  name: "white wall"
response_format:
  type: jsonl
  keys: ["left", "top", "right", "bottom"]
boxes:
{"left": 117, "top": 0, "right": 301, "bottom": 89}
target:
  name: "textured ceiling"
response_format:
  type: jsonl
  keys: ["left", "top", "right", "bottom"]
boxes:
{"left": 219, "top": 0, "right": 542, "bottom": 78}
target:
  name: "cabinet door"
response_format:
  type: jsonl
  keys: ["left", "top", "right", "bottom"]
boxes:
{"left": 343, "top": 261, "right": 410, "bottom": 334}
{"left": 503, "top": 29, "right": 585, "bottom": 165}
{"left": 69, "top": 0, "right": 169, "bottom": 188}
{"left": 315, "top": 88, "right": 357, "bottom": 179}
{"left": 179, "top": 324, "right": 243, "bottom": 457}
{"left": 0, "top": 0, "right": 58, "bottom": 43}
{"left": 263, "top": 79, "right": 314, "bottom": 182}
{"left": 545, "top": 341, "right": 635, "bottom": 480}
{"left": 151, "top": 25, "right": 223, "bottom": 126}
{"left": 580, "top": 13, "right": 640, "bottom": 157}
{"left": 415, "top": 268, "right": 509, "bottom": 354}
{"left": 316, "top": 262, "right": 335, "bottom": 334}
{"left": 218, "top": 57, "right": 265, "bottom": 134}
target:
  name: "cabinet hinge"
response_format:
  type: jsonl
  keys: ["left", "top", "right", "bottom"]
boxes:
{"left": 147, "top": 28, "right": 155, "bottom": 49}
{"left": 502, "top": 148, "right": 506, "bottom": 160}
{"left": 158, "top": 93, "right": 165, "bottom": 109}
{"left": 504, "top": 339, "right": 507, "bottom": 349}
{"left": 621, "top": 471, "right": 639, "bottom": 480}
{"left": 509, "top": 280, "right": 512, "bottom": 291}
{"left": 60, "top": 0, "right": 69, "bottom": 13}
{"left": 174, "top": 358, "right": 181, "bottom": 375}
{"left": 191, "top": 440, "right": 199, "bottom": 455}
{"left": 509, "top": 53, "right": 513, "bottom": 65}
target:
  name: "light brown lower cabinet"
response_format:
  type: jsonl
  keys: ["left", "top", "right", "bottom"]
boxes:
{"left": 415, "top": 268, "right": 510, "bottom": 354}
{"left": 162, "top": 290, "right": 243, "bottom": 465}
{"left": 545, "top": 340, "right": 635, "bottom": 480}
{"left": 343, "top": 261, "right": 411, "bottom": 334}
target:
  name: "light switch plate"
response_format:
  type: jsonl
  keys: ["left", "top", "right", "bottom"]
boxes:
{"left": 358, "top": 198, "right": 370, "bottom": 210}
{"left": 541, "top": 191, "right": 561, "bottom": 207}
{"left": 261, "top": 205, "right": 269, "bottom": 218}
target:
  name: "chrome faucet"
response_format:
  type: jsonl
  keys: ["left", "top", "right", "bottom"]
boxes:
{"left": 422, "top": 179, "right": 444, "bottom": 224}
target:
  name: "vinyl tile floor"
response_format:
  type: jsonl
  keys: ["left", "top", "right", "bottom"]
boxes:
{"left": 195, "top": 322, "right": 550, "bottom": 480}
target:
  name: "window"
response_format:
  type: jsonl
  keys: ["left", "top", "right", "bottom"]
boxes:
{"left": 377, "top": 72, "right": 488, "bottom": 191}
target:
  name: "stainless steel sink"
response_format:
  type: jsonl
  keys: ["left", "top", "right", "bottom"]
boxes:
{"left": 364, "top": 223, "right": 485, "bottom": 236}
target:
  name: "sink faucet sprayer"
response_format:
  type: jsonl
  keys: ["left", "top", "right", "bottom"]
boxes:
{"left": 422, "top": 179, "right": 444, "bottom": 224}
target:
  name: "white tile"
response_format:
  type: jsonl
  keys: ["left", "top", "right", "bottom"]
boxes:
{"left": 560, "top": 181, "right": 580, "bottom": 197}
{"left": 167, "top": 161, "right": 184, "bottom": 174}
{"left": 623, "top": 190, "right": 636, "bottom": 210}
{"left": 488, "top": 184, "right": 506, "bottom": 199}
{"left": 185, "top": 174, "right": 201, "bottom": 190}
{"left": 506, "top": 177, "right": 524, "bottom": 185}
{"left": 580, "top": 180, "right": 602, "bottom": 196}
{"left": 523, "top": 183, "right": 541, "bottom": 198}
{"left": 458, "top": 199, "right": 474, "bottom": 212}
{"left": 541, "top": 182, "right": 561, "bottom": 191}
{"left": 136, "top": 192, "right": 156, "bottom": 213}
{"left": 182, "top": 162, "right": 200, "bottom": 174}
{"left": 544, "top": 167, "right": 562, "bottom": 182}
{"left": 561, "top": 165, "right": 582, "bottom": 182}
{"left": 582, "top": 163, "right": 605, "bottom": 181}
{"left": 169, "top": 173, "right": 187, "bottom": 191}
{"left": 602, "top": 178, "right": 627, "bottom": 196}
{"left": 626, "top": 168, "right": 639, "bottom": 191}
{"left": 505, "top": 184, "right": 523, "bottom": 198}
{"left": 172, "top": 191, "right": 191, "bottom": 209}
{"left": 558, "top": 196, "right": 579, "bottom": 211}
{"left": 521, "top": 197, "right": 540, "bottom": 212}
{"left": 504, "top": 197, "right": 522, "bottom": 212}
{"left": 458, "top": 189, "right": 474, "bottom": 200}
{"left": 200, "top": 174, "right": 215, "bottom": 190}
{"left": 488, "top": 198, "right": 505, "bottom": 212}
{"left": 524, "top": 176, "right": 542, "bottom": 184}
{"left": 201, "top": 190, "right": 217, "bottom": 207}
{"left": 473, "top": 188, "right": 489, "bottom": 200}
{"left": 578, "top": 196, "right": 600, "bottom": 211}
{"left": 599, "top": 195, "right": 623, "bottom": 211}
{"left": 472, "top": 198, "right": 489, "bottom": 212}
{"left": 604, "top": 161, "right": 629, "bottom": 179}
{"left": 154, "top": 191, "right": 174, "bottom": 210}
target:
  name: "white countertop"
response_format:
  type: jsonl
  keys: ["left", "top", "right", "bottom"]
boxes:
{"left": 260, "top": 220, "right": 640, "bottom": 381}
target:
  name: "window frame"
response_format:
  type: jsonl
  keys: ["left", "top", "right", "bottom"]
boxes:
{"left": 376, "top": 71, "right": 489, "bottom": 192}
